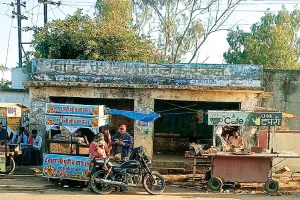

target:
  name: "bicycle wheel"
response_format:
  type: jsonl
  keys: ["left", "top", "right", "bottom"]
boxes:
{"left": 6, "top": 156, "right": 15, "bottom": 175}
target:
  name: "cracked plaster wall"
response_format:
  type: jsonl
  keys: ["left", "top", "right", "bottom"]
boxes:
{"left": 29, "top": 86, "right": 260, "bottom": 158}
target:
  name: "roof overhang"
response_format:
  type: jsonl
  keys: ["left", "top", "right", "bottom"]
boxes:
{"left": 23, "top": 81, "right": 265, "bottom": 94}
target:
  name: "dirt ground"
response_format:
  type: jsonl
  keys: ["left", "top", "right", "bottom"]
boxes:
{"left": 0, "top": 171, "right": 299, "bottom": 199}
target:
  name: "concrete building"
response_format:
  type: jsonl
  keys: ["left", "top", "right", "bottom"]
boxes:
{"left": 24, "top": 59, "right": 266, "bottom": 157}
{"left": 0, "top": 67, "right": 29, "bottom": 107}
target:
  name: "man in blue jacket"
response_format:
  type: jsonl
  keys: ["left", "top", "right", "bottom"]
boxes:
{"left": 112, "top": 124, "right": 133, "bottom": 160}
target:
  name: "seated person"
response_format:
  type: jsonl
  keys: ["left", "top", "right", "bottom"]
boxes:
{"left": 22, "top": 129, "right": 42, "bottom": 165}
{"left": 10, "top": 127, "right": 28, "bottom": 149}
{"left": 89, "top": 134, "right": 108, "bottom": 170}
{"left": 0, "top": 121, "right": 8, "bottom": 145}
{"left": 73, "top": 130, "right": 89, "bottom": 146}
{"left": 17, "top": 128, "right": 29, "bottom": 150}
{"left": 229, "top": 131, "right": 244, "bottom": 149}
{"left": 9, "top": 131, "right": 18, "bottom": 144}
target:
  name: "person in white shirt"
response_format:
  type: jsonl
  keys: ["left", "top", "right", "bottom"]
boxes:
{"left": 22, "top": 129, "right": 42, "bottom": 165}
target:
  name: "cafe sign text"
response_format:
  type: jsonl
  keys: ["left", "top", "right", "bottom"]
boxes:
{"left": 207, "top": 111, "right": 282, "bottom": 126}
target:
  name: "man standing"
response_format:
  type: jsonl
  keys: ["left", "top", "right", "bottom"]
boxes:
{"left": 112, "top": 124, "right": 133, "bottom": 160}
{"left": 100, "top": 126, "right": 112, "bottom": 150}
{"left": 229, "top": 130, "right": 244, "bottom": 149}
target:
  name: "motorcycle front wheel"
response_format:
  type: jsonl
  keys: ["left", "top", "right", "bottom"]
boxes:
{"left": 142, "top": 172, "right": 166, "bottom": 195}
{"left": 90, "top": 170, "right": 113, "bottom": 195}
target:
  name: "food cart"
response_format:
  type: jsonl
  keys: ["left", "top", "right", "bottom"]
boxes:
{"left": 0, "top": 116, "right": 16, "bottom": 174}
{"left": 43, "top": 103, "right": 109, "bottom": 182}
{"left": 204, "top": 110, "right": 300, "bottom": 194}
{"left": 42, "top": 103, "right": 160, "bottom": 183}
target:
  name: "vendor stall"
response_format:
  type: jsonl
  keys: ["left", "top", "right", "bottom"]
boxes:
{"left": 201, "top": 110, "right": 300, "bottom": 193}
{"left": 43, "top": 103, "right": 109, "bottom": 182}
{"left": 42, "top": 103, "right": 160, "bottom": 183}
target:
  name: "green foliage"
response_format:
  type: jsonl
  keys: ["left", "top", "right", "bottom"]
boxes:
{"left": 0, "top": 64, "right": 11, "bottom": 90}
{"left": 25, "top": 4, "right": 164, "bottom": 73}
{"left": 224, "top": 7, "right": 300, "bottom": 69}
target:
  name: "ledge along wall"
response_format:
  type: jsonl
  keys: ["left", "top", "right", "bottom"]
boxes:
{"left": 25, "top": 59, "right": 264, "bottom": 158}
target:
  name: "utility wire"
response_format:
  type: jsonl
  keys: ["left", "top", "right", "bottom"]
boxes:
{"left": 36, "top": 4, "right": 41, "bottom": 27}
{"left": 57, "top": 6, "right": 68, "bottom": 17}
{"left": 50, "top": 6, "right": 57, "bottom": 20}
{"left": 3, "top": 17, "right": 14, "bottom": 80}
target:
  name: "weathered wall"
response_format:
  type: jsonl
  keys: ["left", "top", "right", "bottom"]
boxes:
{"left": 0, "top": 90, "right": 29, "bottom": 107}
{"left": 31, "top": 59, "right": 263, "bottom": 88}
{"left": 263, "top": 70, "right": 300, "bottom": 129}
{"left": 259, "top": 130, "right": 300, "bottom": 171}
{"left": 29, "top": 86, "right": 261, "bottom": 157}
{"left": 27, "top": 59, "right": 265, "bottom": 157}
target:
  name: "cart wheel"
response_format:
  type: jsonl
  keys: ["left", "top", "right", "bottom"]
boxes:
{"left": 208, "top": 177, "right": 223, "bottom": 191}
{"left": 264, "top": 179, "right": 279, "bottom": 194}
{"left": 6, "top": 156, "right": 15, "bottom": 175}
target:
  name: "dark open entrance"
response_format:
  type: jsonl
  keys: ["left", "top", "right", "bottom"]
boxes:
{"left": 49, "top": 97, "right": 134, "bottom": 135}
{"left": 154, "top": 100, "right": 240, "bottom": 155}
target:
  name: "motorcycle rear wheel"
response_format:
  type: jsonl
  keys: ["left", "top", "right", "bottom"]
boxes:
{"left": 143, "top": 172, "right": 166, "bottom": 195}
{"left": 90, "top": 170, "right": 113, "bottom": 195}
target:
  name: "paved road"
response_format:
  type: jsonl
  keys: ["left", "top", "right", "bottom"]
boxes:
{"left": 1, "top": 190, "right": 300, "bottom": 200}
{"left": 0, "top": 175, "right": 299, "bottom": 200}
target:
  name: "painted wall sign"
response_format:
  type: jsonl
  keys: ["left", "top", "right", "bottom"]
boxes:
{"left": 44, "top": 115, "right": 109, "bottom": 128}
{"left": 31, "top": 59, "right": 263, "bottom": 88}
{"left": 45, "top": 103, "right": 105, "bottom": 117}
{"left": 7, "top": 106, "right": 22, "bottom": 118}
{"left": 43, "top": 154, "right": 90, "bottom": 180}
{"left": 207, "top": 111, "right": 282, "bottom": 126}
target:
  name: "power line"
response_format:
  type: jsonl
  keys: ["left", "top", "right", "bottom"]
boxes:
{"left": 3, "top": 17, "right": 14, "bottom": 80}
{"left": 57, "top": 6, "right": 67, "bottom": 17}
{"left": 36, "top": 4, "right": 41, "bottom": 27}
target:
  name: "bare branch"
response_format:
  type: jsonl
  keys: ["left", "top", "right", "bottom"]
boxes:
{"left": 173, "top": 0, "right": 197, "bottom": 63}
{"left": 201, "top": 55, "right": 210, "bottom": 64}
{"left": 188, "top": 0, "right": 241, "bottom": 62}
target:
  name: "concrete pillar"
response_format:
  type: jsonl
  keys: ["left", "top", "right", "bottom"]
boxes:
{"left": 134, "top": 90, "right": 154, "bottom": 159}
{"left": 240, "top": 93, "right": 260, "bottom": 111}
{"left": 29, "top": 87, "right": 50, "bottom": 152}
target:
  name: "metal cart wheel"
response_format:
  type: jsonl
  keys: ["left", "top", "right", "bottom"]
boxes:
{"left": 6, "top": 156, "right": 15, "bottom": 175}
{"left": 264, "top": 179, "right": 279, "bottom": 194}
{"left": 208, "top": 177, "right": 223, "bottom": 191}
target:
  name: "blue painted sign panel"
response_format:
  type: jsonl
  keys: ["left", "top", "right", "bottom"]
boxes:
{"left": 45, "top": 103, "right": 104, "bottom": 117}
{"left": 44, "top": 115, "right": 110, "bottom": 128}
{"left": 31, "top": 59, "right": 263, "bottom": 88}
{"left": 43, "top": 154, "right": 90, "bottom": 180}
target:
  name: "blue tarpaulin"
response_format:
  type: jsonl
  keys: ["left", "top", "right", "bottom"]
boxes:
{"left": 107, "top": 109, "right": 160, "bottom": 122}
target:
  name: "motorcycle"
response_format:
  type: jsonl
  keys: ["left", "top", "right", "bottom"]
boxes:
{"left": 89, "top": 146, "right": 166, "bottom": 195}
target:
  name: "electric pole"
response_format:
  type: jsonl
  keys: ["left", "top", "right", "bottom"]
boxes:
{"left": 39, "top": 1, "right": 61, "bottom": 25}
{"left": 44, "top": 3, "right": 47, "bottom": 24}
{"left": 13, "top": 0, "right": 28, "bottom": 67}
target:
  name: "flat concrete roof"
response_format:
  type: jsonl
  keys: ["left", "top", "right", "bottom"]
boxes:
{"left": 23, "top": 81, "right": 264, "bottom": 93}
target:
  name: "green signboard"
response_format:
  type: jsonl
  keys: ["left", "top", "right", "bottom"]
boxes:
{"left": 207, "top": 111, "right": 282, "bottom": 126}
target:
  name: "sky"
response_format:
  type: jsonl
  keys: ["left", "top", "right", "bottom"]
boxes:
{"left": 0, "top": 0, "right": 299, "bottom": 81}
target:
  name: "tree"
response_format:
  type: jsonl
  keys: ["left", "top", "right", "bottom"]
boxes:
{"left": 0, "top": 64, "right": 11, "bottom": 90}
{"left": 24, "top": 5, "right": 164, "bottom": 72}
{"left": 224, "top": 7, "right": 300, "bottom": 69}
{"left": 129, "top": 0, "right": 241, "bottom": 63}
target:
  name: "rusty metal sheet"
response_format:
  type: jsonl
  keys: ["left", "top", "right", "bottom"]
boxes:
{"left": 212, "top": 156, "right": 272, "bottom": 183}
